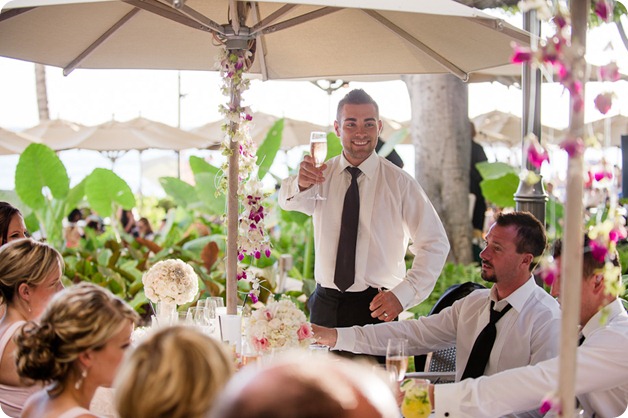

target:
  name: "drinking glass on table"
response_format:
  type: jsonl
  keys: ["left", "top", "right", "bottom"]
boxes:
{"left": 400, "top": 378, "right": 432, "bottom": 418}
{"left": 308, "top": 131, "right": 327, "bottom": 200}
{"left": 386, "top": 338, "right": 408, "bottom": 383}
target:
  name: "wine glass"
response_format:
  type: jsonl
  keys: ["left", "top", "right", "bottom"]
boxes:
{"left": 386, "top": 338, "right": 409, "bottom": 383}
{"left": 308, "top": 131, "right": 327, "bottom": 200}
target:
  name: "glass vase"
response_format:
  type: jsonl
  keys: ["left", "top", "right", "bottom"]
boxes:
{"left": 156, "top": 301, "right": 177, "bottom": 327}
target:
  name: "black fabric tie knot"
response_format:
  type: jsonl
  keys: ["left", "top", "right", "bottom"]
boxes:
{"left": 578, "top": 334, "right": 586, "bottom": 346}
{"left": 461, "top": 301, "right": 512, "bottom": 380}
{"left": 334, "top": 167, "right": 362, "bottom": 292}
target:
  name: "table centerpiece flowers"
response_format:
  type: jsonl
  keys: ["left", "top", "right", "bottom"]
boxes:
{"left": 247, "top": 297, "right": 313, "bottom": 353}
{"left": 142, "top": 259, "right": 199, "bottom": 325}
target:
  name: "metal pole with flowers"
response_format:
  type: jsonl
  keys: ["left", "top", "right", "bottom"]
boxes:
{"left": 513, "top": 1, "right": 626, "bottom": 416}
{"left": 217, "top": 40, "right": 271, "bottom": 317}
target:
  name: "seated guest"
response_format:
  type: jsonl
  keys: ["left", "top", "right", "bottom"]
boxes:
{"left": 431, "top": 236, "right": 628, "bottom": 418}
{"left": 0, "top": 239, "right": 63, "bottom": 417}
{"left": 115, "top": 325, "right": 234, "bottom": 418}
{"left": 313, "top": 212, "right": 561, "bottom": 418}
{"left": 0, "top": 202, "right": 27, "bottom": 246}
{"left": 16, "top": 283, "right": 139, "bottom": 418}
{"left": 209, "top": 351, "right": 399, "bottom": 418}
{"left": 137, "top": 217, "right": 154, "bottom": 241}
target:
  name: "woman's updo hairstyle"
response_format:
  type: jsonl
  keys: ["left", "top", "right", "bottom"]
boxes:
{"left": 15, "top": 282, "right": 139, "bottom": 397}
{"left": 0, "top": 238, "right": 62, "bottom": 306}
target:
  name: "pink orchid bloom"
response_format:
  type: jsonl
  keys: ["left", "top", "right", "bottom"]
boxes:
{"left": 511, "top": 46, "right": 533, "bottom": 64}
{"left": 593, "top": 170, "right": 612, "bottom": 182}
{"left": 527, "top": 144, "right": 550, "bottom": 168}
{"left": 599, "top": 62, "right": 620, "bottom": 82}
{"left": 552, "top": 12, "right": 567, "bottom": 29}
{"left": 249, "top": 292, "right": 259, "bottom": 304}
{"left": 594, "top": 0, "right": 612, "bottom": 22}
{"left": 264, "top": 248, "right": 271, "bottom": 258}
{"left": 594, "top": 92, "right": 614, "bottom": 114}
{"left": 539, "top": 399, "right": 553, "bottom": 414}
{"left": 297, "top": 323, "right": 313, "bottom": 341}
{"left": 539, "top": 264, "right": 558, "bottom": 286}
{"left": 610, "top": 228, "right": 627, "bottom": 243}
{"left": 559, "top": 137, "right": 585, "bottom": 158}
{"left": 589, "top": 239, "right": 609, "bottom": 263}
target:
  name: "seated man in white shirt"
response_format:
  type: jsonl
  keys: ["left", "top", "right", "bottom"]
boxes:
{"left": 313, "top": 211, "right": 561, "bottom": 418}
{"left": 430, "top": 236, "right": 628, "bottom": 418}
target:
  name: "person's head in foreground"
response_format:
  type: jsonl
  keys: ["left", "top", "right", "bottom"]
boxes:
{"left": 209, "top": 350, "right": 399, "bottom": 418}
{"left": 0, "top": 238, "right": 64, "bottom": 320}
{"left": 15, "top": 282, "right": 139, "bottom": 418}
{"left": 115, "top": 325, "right": 235, "bottom": 418}
{"left": 551, "top": 234, "right": 621, "bottom": 325}
{"left": 0, "top": 201, "right": 27, "bottom": 246}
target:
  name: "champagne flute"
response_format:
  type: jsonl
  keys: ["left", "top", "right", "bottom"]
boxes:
{"left": 308, "top": 131, "right": 327, "bottom": 200}
{"left": 386, "top": 338, "right": 409, "bottom": 383}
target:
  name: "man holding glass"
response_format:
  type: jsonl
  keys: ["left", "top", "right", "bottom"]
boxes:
{"left": 279, "top": 89, "right": 449, "bottom": 332}
{"left": 313, "top": 212, "right": 561, "bottom": 418}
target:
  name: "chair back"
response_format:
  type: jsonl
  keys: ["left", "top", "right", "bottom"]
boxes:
{"left": 414, "top": 281, "right": 486, "bottom": 375}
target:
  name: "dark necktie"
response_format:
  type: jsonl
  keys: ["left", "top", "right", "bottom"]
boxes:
{"left": 334, "top": 167, "right": 361, "bottom": 292}
{"left": 578, "top": 334, "right": 585, "bottom": 346}
{"left": 461, "top": 301, "right": 512, "bottom": 380}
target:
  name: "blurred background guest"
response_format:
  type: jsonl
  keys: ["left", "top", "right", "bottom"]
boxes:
{"left": 209, "top": 351, "right": 399, "bottom": 418}
{"left": 137, "top": 217, "right": 154, "bottom": 241}
{"left": 0, "top": 202, "right": 27, "bottom": 246}
{"left": 16, "top": 283, "right": 139, "bottom": 418}
{"left": 64, "top": 208, "right": 84, "bottom": 249}
{"left": 0, "top": 239, "right": 63, "bottom": 417}
{"left": 115, "top": 326, "right": 234, "bottom": 418}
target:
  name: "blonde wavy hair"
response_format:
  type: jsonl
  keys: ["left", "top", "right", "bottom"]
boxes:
{"left": 0, "top": 238, "right": 63, "bottom": 306}
{"left": 115, "top": 326, "right": 234, "bottom": 418}
{"left": 15, "top": 282, "right": 139, "bottom": 397}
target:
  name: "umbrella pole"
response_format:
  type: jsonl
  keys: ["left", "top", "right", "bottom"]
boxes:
{"left": 226, "top": 80, "right": 240, "bottom": 316}
{"left": 557, "top": 1, "right": 588, "bottom": 416}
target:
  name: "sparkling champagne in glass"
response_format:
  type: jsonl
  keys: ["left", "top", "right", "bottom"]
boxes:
{"left": 386, "top": 338, "right": 409, "bottom": 383}
{"left": 309, "top": 131, "right": 327, "bottom": 200}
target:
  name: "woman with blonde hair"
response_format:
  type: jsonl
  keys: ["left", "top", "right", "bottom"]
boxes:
{"left": 115, "top": 325, "right": 234, "bottom": 418}
{"left": 15, "top": 282, "right": 139, "bottom": 418}
{"left": 0, "top": 238, "right": 64, "bottom": 417}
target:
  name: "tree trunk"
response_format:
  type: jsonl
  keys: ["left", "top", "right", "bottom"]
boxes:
{"left": 403, "top": 74, "right": 472, "bottom": 264}
{"left": 34, "top": 64, "right": 49, "bottom": 121}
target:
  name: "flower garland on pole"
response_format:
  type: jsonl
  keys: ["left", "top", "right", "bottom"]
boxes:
{"left": 512, "top": 1, "right": 626, "bottom": 416}
{"left": 217, "top": 47, "right": 271, "bottom": 309}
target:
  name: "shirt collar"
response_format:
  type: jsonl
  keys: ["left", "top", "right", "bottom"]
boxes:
{"left": 490, "top": 276, "right": 537, "bottom": 312}
{"left": 339, "top": 151, "right": 378, "bottom": 180}
{"left": 581, "top": 298, "right": 625, "bottom": 338}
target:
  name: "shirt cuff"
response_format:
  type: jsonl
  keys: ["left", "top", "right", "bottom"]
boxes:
{"left": 334, "top": 328, "right": 357, "bottom": 352}
{"left": 390, "top": 279, "right": 414, "bottom": 309}
{"left": 433, "top": 384, "right": 463, "bottom": 418}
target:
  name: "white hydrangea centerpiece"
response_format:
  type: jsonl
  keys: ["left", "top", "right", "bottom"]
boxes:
{"left": 248, "top": 297, "right": 313, "bottom": 353}
{"left": 142, "top": 259, "right": 199, "bottom": 305}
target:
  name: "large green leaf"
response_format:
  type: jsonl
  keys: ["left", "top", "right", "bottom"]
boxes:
{"left": 159, "top": 177, "right": 197, "bottom": 208}
{"left": 480, "top": 173, "right": 519, "bottom": 208}
{"left": 195, "top": 172, "right": 226, "bottom": 215}
{"left": 85, "top": 168, "right": 136, "bottom": 219}
{"left": 256, "top": 118, "right": 283, "bottom": 180}
{"left": 189, "top": 155, "right": 221, "bottom": 176}
{"left": 280, "top": 207, "right": 310, "bottom": 225}
{"left": 15, "top": 143, "right": 69, "bottom": 209}
{"left": 378, "top": 128, "right": 408, "bottom": 158}
{"left": 476, "top": 161, "right": 517, "bottom": 180}
{"left": 326, "top": 132, "right": 343, "bottom": 160}
{"left": 64, "top": 178, "right": 87, "bottom": 216}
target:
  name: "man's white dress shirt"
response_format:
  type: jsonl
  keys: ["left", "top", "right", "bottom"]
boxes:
{"left": 434, "top": 298, "right": 628, "bottom": 418}
{"left": 278, "top": 152, "right": 449, "bottom": 309}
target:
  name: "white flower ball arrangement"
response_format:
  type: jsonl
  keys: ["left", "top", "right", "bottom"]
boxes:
{"left": 142, "top": 259, "right": 199, "bottom": 305}
{"left": 248, "top": 297, "right": 313, "bottom": 353}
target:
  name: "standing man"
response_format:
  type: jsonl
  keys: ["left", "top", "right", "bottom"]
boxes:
{"left": 279, "top": 89, "right": 449, "bottom": 329}
{"left": 313, "top": 212, "right": 560, "bottom": 418}
{"left": 431, "top": 236, "right": 628, "bottom": 418}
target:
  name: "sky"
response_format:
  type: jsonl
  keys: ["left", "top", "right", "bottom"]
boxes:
{"left": 0, "top": 7, "right": 627, "bottom": 196}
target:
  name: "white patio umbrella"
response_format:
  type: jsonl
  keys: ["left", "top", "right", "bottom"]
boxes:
{"left": 21, "top": 119, "right": 86, "bottom": 145}
{"left": 472, "top": 110, "right": 564, "bottom": 147}
{"left": 0, "top": 0, "right": 531, "bottom": 313}
{"left": 0, "top": 127, "right": 40, "bottom": 155}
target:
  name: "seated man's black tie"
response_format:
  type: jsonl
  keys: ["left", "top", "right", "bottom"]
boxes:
{"left": 334, "top": 167, "right": 361, "bottom": 292}
{"left": 461, "top": 301, "right": 512, "bottom": 380}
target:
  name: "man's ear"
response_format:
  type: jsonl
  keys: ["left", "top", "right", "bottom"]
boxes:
{"left": 591, "top": 273, "right": 605, "bottom": 294}
{"left": 334, "top": 120, "right": 340, "bottom": 137}
{"left": 521, "top": 253, "right": 534, "bottom": 269}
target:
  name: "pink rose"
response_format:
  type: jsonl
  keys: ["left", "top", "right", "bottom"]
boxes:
{"left": 297, "top": 324, "right": 313, "bottom": 341}
{"left": 253, "top": 337, "right": 270, "bottom": 351}
{"left": 263, "top": 310, "right": 273, "bottom": 321}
